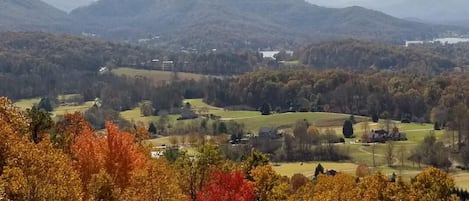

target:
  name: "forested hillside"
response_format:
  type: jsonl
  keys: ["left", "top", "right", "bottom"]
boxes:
{"left": 296, "top": 39, "right": 455, "bottom": 73}
{"left": 0, "top": 32, "right": 161, "bottom": 99}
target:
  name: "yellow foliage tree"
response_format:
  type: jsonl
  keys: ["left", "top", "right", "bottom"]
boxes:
{"left": 251, "top": 165, "right": 290, "bottom": 201}
{"left": 0, "top": 97, "right": 83, "bottom": 200}
{"left": 409, "top": 167, "right": 459, "bottom": 201}
{"left": 87, "top": 170, "right": 121, "bottom": 201}
{"left": 1, "top": 139, "right": 83, "bottom": 200}
{"left": 289, "top": 182, "right": 315, "bottom": 201}
{"left": 313, "top": 173, "right": 360, "bottom": 201}
{"left": 357, "top": 172, "right": 392, "bottom": 201}
{"left": 124, "top": 159, "right": 185, "bottom": 201}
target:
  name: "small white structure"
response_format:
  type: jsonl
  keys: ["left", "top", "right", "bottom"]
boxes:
{"left": 98, "top": 66, "right": 109, "bottom": 74}
{"left": 151, "top": 151, "right": 164, "bottom": 159}
{"left": 259, "top": 50, "right": 294, "bottom": 59}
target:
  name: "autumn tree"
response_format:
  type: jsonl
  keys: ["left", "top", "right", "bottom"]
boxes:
{"left": 410, "top": 167, "right": 459, "bottom": 201}
{"left": 129, "top": 121, "right": 150, "bottom": 144}
{"left": 72, "top": 121, "right": 147, "bottom": 196}
{"left": 175, "top": 143, "right": 224, "bottom": 200}
{"left": 251, "top": 165, "right": 290, "bottom": 201}
{"left": 1, "top": 139, "right": 83, "bottom": 200}
{"left": 307, "top": 126, "right": 321, "bottom": 145}
{"left": 291, "top": 173, "right": 309, "bottom": 193}
{"left": 53, "top": 112, "right": 92, "bottom": 153}
{"left": 357, "top": 172, "right": 392, "bottom": 200}
{"left": 293, "top": 119, "right": 310, "bottom": 152}
{"left": 356, "top": 164, "right": 371, "bottom": 178}
{"left": 124, "top": 160, "right": 184, "bottom": 201}
{"left": 72, "top": 124, "right": 105, "bottom": 191}
{"left": 103, "top": 122, "right": 147, "bottom": 188}
{"left": 313, "top": 173, "right": 360, "bottom": 201}
{"left": 87, "top": 170, "right": 120, "bottom": 201}
{"left": 244, "top": 150, "right": 269, "bottom": 180}
{"left": 0, "top": 97, "right": 28, "bottom": 174}
{"left": 196, "top": 170, "right": 256, "bottom": 201}
{"left": 1, "top": 98, "right": 80, "bottom": 201}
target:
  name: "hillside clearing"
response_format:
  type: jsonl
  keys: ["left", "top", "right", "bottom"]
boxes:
{"left": 112, "top": 67, "right": 207, "bottom": 83}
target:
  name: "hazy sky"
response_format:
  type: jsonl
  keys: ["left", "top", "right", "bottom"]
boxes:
{"left": 42, "top": 0, "right": 96, "bottom": 12}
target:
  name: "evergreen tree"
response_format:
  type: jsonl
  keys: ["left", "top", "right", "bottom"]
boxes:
{"left": 38, "top": 97, "right": 53, "bottom": 112}
{"left": 314, "top": 163, "right": 324, "bottom": 178}
{"left": 217, "top": 121, "right": 228, "bottom": 134}
{"left": 342, "top": 120, "right": 354, "bottom": 138}
{"left": 148, "top": 122, "right": 157, "bottom": 135}
{"left": 26, "top": 106, "right": 53, "bottom": 143}
{"left": 260, "top": 102, "right": 271, "bottom": 115}
{"left": 371, "top": 113, "right": 379, "bottom": 123}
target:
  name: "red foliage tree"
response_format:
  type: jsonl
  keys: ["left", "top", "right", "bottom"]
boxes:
{"left": 196, "top": 170, "right": 256, "bottom": 201}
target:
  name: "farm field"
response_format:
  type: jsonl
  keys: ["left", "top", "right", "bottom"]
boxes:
{"left": 112, "top": 67, "right": 207, "bottom": 83}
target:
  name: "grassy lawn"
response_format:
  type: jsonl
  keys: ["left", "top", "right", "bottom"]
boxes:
{"left": 112, "top": 68, "right": 206, "bottom": 83}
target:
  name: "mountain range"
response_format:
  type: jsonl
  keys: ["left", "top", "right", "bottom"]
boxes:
{"left": 0, "top": 0, "right": 465, "bottom": 50}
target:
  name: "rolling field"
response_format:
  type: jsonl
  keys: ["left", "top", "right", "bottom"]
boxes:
{"left": 122, "top": 99, "right": 365, "bottom": 133}
{"left": 273, "top": 162, "right": 358, "bottom": 177}
{"left": 14, "top": 96, "right": 94, "bottom": 118}
{"left": 112, "top": 68, "right": 207, "bottom": 83}
{"left": 14, "top": 97, "right": 41, "bottom": 109}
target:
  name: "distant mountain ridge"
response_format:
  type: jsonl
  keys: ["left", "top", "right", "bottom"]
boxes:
{"left": 0, "top": 0, "right": 464, "bottom": 50}
{"left": 0, "top": 0, "right": 70, "bottom": 32}
{"left": 70, "top": 0, "right": 454, "bottom": 50}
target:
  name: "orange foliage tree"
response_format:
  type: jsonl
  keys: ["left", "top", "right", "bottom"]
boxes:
{"left": 196, "top": 170, "right": 256, "bottom": 201}
{"left": 72, "top": 121, "right": 147, "bottom": 196}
